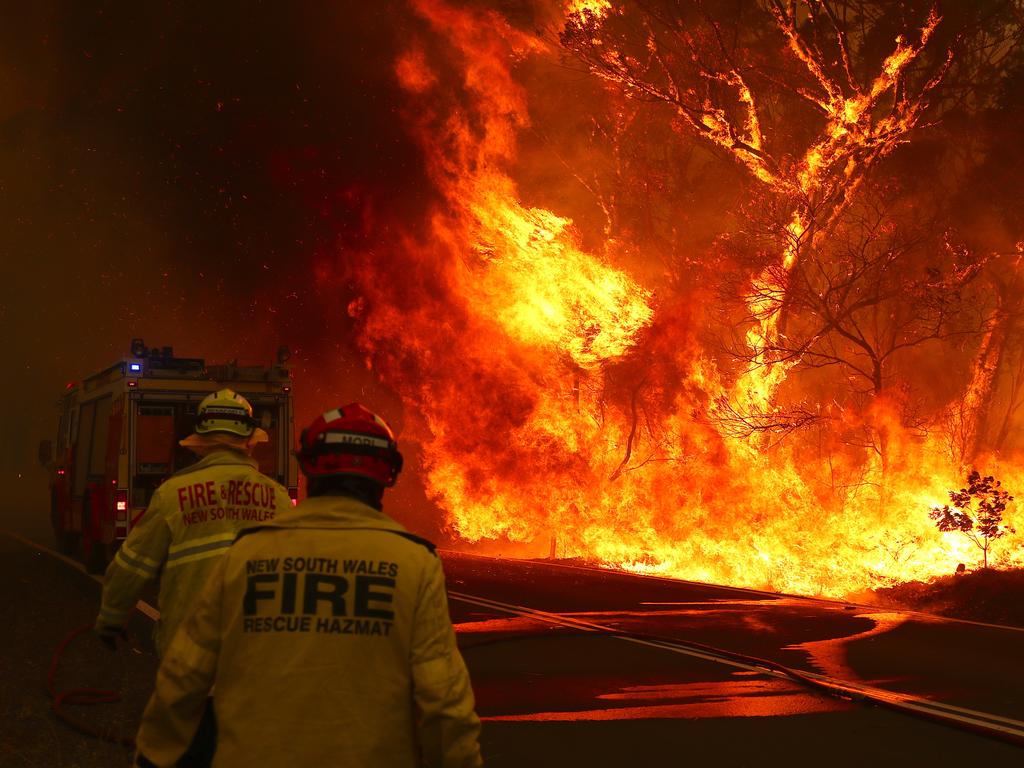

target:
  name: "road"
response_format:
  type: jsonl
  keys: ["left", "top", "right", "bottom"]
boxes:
{"left": 445, "top": 554, "right": 1024, "bottom": 765}
{"left": 1, "top": 531, "right": 1023, "bottom": 766}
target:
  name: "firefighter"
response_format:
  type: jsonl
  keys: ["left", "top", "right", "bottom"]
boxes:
{"left": 96, "top": 388, "right": 292, "bottom": 766}
{"left": 133, "top": 404, "right": 483, "bottom": 767}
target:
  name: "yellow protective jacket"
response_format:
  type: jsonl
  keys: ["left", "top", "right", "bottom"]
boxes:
{"left": 135, "top": 495, "right": 482, "bottom": 768}
{"left": 97, "top": 449, "right": 291, "bottom": 656}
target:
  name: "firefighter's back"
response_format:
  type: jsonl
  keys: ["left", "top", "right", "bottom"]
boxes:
{"left": 209, "top": 495, "right": 441, "bottom": 766}
{"left": 145, "top": 450, "right": 291, "bottom": 653}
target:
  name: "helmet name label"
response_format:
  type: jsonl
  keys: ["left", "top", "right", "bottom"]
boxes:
{"left": 203, "top": 406, "right": 248, "bottom": 417}
{"left": 324, "top": 433, "right": 391, "bottom": 449}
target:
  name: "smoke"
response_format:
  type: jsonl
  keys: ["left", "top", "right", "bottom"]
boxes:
{"left": 0, "top": 0, "right": 437, "bottom": 535}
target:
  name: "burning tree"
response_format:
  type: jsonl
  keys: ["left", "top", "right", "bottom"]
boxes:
{"left": 726, "top": 194, "right": 970, "bottom": 398}
{"left": 954, "top": 249, "right": 1024, "bottom": 460}
{"left": 561, "top": 0, "right": 955, "bottom": 408}
{"left": 335, "top": 0, "right": 1024, "bottom": 597}
{"left": 716, "top": 186, "right": 979, "bottom": 485}
{"left": 929, "top": 470, "right": 1016, "bottom": 569}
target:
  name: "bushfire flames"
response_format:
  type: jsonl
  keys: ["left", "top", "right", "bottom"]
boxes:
{"left": 343, "top": 0, "right": 1024, "bottom": 597}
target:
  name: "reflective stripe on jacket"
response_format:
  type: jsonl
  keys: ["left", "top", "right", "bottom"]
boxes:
{"left": 97, "top": 449, "right": 291, "bottom": 656}
{"left": 134, "top": 495, "right": 483, "bottom": 768}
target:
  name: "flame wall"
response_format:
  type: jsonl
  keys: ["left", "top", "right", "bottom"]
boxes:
{"left": 335, "top": 0, "right": 1024, "bottom": 596}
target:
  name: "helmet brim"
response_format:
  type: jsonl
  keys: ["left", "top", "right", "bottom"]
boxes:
{"left": 180, "top": 428, "right": 269, "bottom": 451}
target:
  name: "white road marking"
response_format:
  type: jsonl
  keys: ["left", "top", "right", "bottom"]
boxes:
{"left": 449, "top": 589, "right": 1024, "bottom": 742}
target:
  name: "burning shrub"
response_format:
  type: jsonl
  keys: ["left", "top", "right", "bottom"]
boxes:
{"left": 929, "top": 470, "right": 1016, "bottom": 569}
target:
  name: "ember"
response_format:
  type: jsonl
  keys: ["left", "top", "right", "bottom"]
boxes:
{"left": 339, "top": 1, "right": 1024, "bottom": 597}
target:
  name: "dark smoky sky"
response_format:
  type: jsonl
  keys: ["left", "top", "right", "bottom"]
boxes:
{"left": 0, "top": 1, "right": 441, "bottom": 532}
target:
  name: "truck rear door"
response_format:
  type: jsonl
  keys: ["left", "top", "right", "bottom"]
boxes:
{"left": 131, "top": 399, "right": 199, "bottom": 513}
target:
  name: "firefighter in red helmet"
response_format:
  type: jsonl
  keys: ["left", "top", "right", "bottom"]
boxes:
{"left": 134, "top": 404, "right": 483, "bottom": 767}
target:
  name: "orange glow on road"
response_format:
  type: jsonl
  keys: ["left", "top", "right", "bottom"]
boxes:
{"left": 481, "top": 678, "right": 850, "bottom": 720}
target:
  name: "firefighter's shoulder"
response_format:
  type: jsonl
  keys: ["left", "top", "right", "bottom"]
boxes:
{"left": 232, "top": 528, "right": 436, "bottom": 557}
{"left": 383, "top": 529, "right": 437, "bottom": 556}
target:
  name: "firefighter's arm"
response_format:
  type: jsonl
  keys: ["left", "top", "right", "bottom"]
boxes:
{"left": 95, "top": 489, "right": 172, "bottom": 634}
{"left": 410, "top": 558, "right": 483, "bottom": 768}
{"left": 134, "top": 554, "right": 225, "bottom": 767}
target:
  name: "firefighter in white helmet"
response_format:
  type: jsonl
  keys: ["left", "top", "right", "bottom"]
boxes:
{"left": 96, "top": 388, "right": 292, "bottom": 767}
{"left": 134, "top": 404, "right": 482, "bottom": 768}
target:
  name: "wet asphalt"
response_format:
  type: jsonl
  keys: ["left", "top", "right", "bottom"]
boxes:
{"left": 1, "top": 534, "right": 1022, "bottom": 766}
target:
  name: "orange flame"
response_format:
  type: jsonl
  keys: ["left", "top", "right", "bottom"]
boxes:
{"left": 566, "top": 0, "right": 612, "bottom": 22}
{"left": 342, "top": 0, "right": 1023, "bottom": 599}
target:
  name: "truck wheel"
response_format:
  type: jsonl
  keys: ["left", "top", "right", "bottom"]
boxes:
{"left": 80, "top": 496, "right": 109, "bottom": 575}
{"left": 51, "top": 492, "right": 78, "bottom": 556}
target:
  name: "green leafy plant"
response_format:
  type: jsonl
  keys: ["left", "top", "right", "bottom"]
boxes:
{"left": 930, "top": 470, "right": 1016, "bottom": 569}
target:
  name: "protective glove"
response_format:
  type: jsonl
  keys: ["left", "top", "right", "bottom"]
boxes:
{"left": 95, "top": 622, "right": 129, "bottom": 651}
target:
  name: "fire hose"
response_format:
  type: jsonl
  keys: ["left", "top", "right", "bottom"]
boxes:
{"left": 47, "top": 623, "right": 135, "bottom": 747}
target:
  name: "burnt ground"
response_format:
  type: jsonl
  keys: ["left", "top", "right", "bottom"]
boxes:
{"left": 867, "top": 568, "right": 1024, "bottom": 628}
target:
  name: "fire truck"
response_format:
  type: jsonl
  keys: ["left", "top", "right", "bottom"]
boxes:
{"left": 41, "top": 340, "right": 298, "bottom": 573}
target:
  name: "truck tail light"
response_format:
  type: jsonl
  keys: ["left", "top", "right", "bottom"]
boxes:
{"left": 288, "top": 487, "right": 298, "bottom": 506}
{"left": 114, "top": 489, "right": 129, "bottom": 538}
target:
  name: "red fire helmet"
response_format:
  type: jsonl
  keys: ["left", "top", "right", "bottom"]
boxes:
{"left": 296, "top": 404, "right": 404, "bottom": 487}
